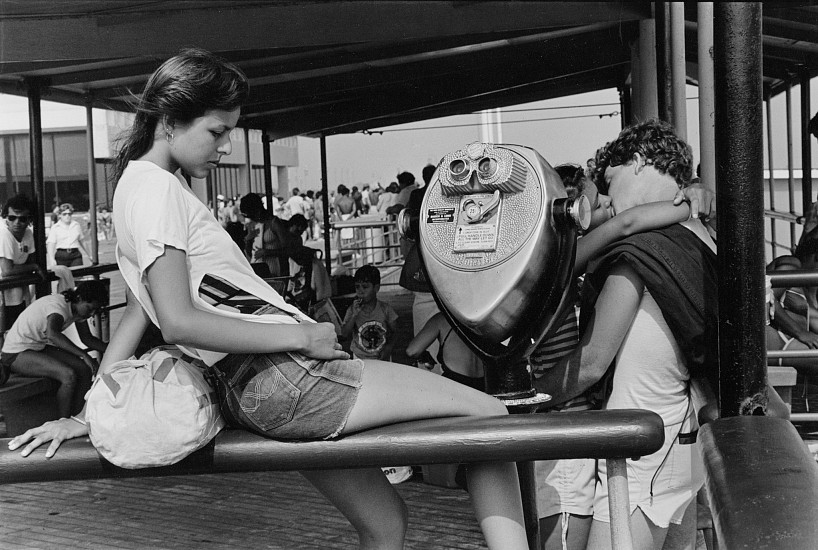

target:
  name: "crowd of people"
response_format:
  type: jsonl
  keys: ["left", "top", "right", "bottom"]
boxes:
{"left": 2, "top": 47, "right": 813, "bottom": 550}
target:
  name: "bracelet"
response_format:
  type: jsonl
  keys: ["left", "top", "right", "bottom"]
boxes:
{"left": 70, "top": 415, "right": 87, "bottom": 426}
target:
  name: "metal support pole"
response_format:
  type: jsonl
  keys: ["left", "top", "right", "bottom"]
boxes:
{"left": 787, "top": 83, "right": 797, "bottom": 249}
{"left": 669, "top": 1, "right": 687, "bottom": 138}
{"left": 606, "top": 458, "right": 634, "bottom": 550}
{"left": 635, "top": 19, "right": 658, "bottom": 121}
{"left": 26, "top": 79, "right": 49, "bottom": 298}
{"left": 619, "top": 85, "right": 632, "bottom": 128}
{"left": 801, "top": 67, "right": 813, "bottom": 217}
{"left": 243, "top": 127, "right": 252, "bottom": 196}
{"left": 85, "top": 99, "right": 99, "bottom": 265}
{"left": 766, "top": 92, "right": 778, "bottom": 258}
{"left": 655, "top": 1, "right": 673, "bottom": 123}
{"left": 262, "top": 133, "right": 274, "bottom": 214}
{"left": 320, "top": 135, "right": 332, "bottom": 275}
{"left": 714, "top": 2, "right": 766, "bottom": 417}
{"left": 698, "top": 2, "right": 715, "bottom": 192}
{"left": 209, "top": 174, "right": 219, "bottom": 219}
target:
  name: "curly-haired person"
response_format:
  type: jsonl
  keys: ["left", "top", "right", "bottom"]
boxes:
{"left": 537, "top": 119, "right": 714, "bottom": 549}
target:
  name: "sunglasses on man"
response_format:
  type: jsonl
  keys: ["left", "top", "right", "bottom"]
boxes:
{"left": 7, "top": 215, "right": 30, "bottom": 223}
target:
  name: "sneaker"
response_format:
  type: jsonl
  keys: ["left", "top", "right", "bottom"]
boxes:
{"left": 382, "top": 466, "right": 413, "bottom": 485}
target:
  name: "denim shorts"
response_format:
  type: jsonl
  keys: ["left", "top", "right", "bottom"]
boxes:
{"left": 210, "top": 352, "right": 364, "bottom": 440}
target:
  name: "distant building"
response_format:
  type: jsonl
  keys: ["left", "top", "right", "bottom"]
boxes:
{"left": 0, "top": 94, "right": 299, "bottom": 211}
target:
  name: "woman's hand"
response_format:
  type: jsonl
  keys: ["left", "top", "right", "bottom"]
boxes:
{"left": 7, "top": 417, "right": 88, "bottom": 458}
{"left": 300, "top": 322, "right": 350, "bottom": 360}
{"left": 674, "top": 183, "right": 716, "bottom": 221}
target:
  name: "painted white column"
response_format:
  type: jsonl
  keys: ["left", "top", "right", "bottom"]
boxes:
{"left": 698, "top": 2, "right": 715, "bottom": 191}
{"left": 670, "top": 1, "right": 687, "bottom": 139}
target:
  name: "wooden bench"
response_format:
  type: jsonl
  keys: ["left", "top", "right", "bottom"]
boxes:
{"left": 1, "top": 410, "right": 664, "bottom": 549}
{"left": 0, "top": 375, "right": 59, "bottom": 437}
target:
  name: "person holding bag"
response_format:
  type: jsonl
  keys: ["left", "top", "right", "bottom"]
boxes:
{"left": 8, "top": 48, "right": 528, "bottom": 550}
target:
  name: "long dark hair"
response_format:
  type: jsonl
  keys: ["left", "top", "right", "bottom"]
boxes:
{"left": 111, "top": 48, "right": 249, "bottom": 185}
{"left": 62, "top": 280, "right": 109, "bottom": 307}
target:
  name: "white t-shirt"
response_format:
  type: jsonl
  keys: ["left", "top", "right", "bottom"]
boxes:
{"left": 0, "top": 224, "right": 35, "bottom": 306}
{"left": 113, "top": 161, "right": 313, "bottom": 366}
{"left": 286, "top": 194, "right": 306, "bottom": 218}
{"left": 2, "top": 294, "right": 74, "bottom": 353}
{"left": 46, "top": 219, "right": 84, "bottom": 249}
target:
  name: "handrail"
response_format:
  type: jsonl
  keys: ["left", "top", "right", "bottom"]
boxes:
{"left": 699, "top": 416, "right": 818, "bottom": 548}
{"left": 768, "top": 270, "right": 818, "bottom": 288}
{"left": 332, "top": 218, "right": 397, "bottom": 229}
{"left": 330, "top": 217, "right": 404, "bottom": 272}
{"left": 0, "top": 262, "right": 119, "bottom": 291}
{"left": 764, "top": 209, "right": 802, "bottom": 224}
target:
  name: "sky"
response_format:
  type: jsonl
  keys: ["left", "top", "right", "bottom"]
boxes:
{"left": 291, "top": 89, "right": 627, "bottom": 192}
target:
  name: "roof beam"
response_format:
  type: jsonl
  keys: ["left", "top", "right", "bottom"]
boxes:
{"left": 246, "top": 54, "right": 631, "bottom": 137}
{"left": 0, "top": 2, "right": 650, "bottom": 63}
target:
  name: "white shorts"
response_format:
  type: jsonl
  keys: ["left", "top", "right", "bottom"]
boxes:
{"left": 536, "top": 457, "right": 596, "bottom": 517}
{"left": 592, "top": 426, "right": 704, "bottom": 528}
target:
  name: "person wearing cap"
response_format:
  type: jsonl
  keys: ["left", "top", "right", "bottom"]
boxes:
{"left": 46, "top": 204, "right": 88, "bottom": 267}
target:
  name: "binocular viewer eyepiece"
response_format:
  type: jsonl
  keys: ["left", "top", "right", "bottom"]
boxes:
{"left": 398, "top": 142, "right": 589, "bottom": 403}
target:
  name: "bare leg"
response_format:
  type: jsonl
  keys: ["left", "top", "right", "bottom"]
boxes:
{"left": 301, "top": 468, "right": 407, "bottom": 550}
{"left": 586, "top": 509, "right": 668, "bottom": 550}
{"left": 43, "top": 347, "right": 92, "bottom": 414}
{"left": 10, "top": 349, "right": 89, "bottom": 417}
{"left": 661, "top": 500, "right": 697, "bottom": 550}
{"left": 343, "top": 360, "right": 528, "bottom": 550}
{"left": 540, "top": 513, "right": 592, "bottom": 550}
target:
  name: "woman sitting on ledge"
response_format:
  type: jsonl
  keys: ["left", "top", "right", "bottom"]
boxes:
{"left": 8, "top": 48, "right": 528, "bottom": 550}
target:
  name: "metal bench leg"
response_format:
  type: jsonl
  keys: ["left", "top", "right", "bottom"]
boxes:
{"left": 606, "top": 457, "right": 633, "bottom": 550}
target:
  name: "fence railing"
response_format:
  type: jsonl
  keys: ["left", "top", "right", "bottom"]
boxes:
{"left": 330, "top": 217, "right": 405, "bottom": 276}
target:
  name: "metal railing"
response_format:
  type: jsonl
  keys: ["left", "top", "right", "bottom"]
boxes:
{"left": 330, "top": 217, "right": 405, "bottom": 275}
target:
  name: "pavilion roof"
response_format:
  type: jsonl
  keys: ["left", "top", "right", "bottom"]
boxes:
{"left": 0, "top": 1, "right": 816, "bottom": 138}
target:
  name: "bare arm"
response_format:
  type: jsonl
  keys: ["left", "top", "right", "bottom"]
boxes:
{"left": 46, "top": 242, "right": 56, "bottom": 268}
{"left": 75, "top": 320, "right": 107, "bottom": 355}
{"left": 340, "top": 300, "right": 361, "bottom": 339}
{"left": 45, "top": 313, "right": 97, "bottom": 374}
{"left": 770, "top": 299, "right": 818, "bottom": 348}
{"left": 146, "top": 246, "right": 347, "bottom": 360}
{"left": 576, "top": 201, "right": 691, "bottom": 276}
{"left": 406, "top": 312, "right": 442, "bottom": 358}
{"left": 534, "top": 262, "right": 643, "bottom": 404}
{"left": 0, "top": 256, "right": 40, "bottom": 277}
{"left": 99, "top": 287, "right": 151, "bottom": 373}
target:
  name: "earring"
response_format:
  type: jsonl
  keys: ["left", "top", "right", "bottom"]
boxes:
{"left": 165, "top": 128, "right": 174, "bottom": 144}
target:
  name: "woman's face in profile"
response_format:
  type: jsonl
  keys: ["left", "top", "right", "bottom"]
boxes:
{"left": 170, "top": 108, "right": 240, "bottom": 179}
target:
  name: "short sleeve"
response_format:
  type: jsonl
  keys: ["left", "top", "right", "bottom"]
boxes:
{"left": 0, "top": 232, "right": 16, "bottom": 260}
{"left": 125, "top": 173, "right": 192, "bottom": 275}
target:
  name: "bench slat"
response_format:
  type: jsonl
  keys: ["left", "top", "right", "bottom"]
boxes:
{"left": 0, "top": 410, "right": 663, "bottom": 484}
